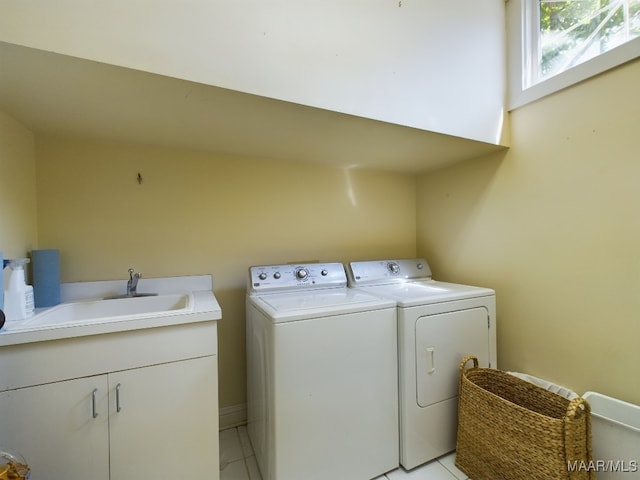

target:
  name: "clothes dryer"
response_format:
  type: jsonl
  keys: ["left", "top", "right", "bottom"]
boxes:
{"left": 246, "top": 262, "right": 399, "bottom": 480}
{"left": 346, "top": 258, "right": 496, "bottom": 470}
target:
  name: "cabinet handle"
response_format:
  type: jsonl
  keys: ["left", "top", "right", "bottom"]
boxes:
{"left": 92, "top": 388, "right": 99, "bottom": 418}
{"left": 116, "top": 383, "right": 122, "bottom": 412}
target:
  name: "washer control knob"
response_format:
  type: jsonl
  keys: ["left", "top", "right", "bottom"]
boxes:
{"left": 321, "top": 269, "right": 328, "bottom": 276}
{"left": 296, "top": 268, "right": 309, "bottom": 280}
{"left": 258, "top": 272, "right": 267, "bottom": 280}
{"left": 388, "top": 262, "right": 400, "bottom": 275}
{"left": 273, "top": 272, "right": 281, "bottom": 279}
{"left": 417, "top": 263, "right": 423, "bottom": 270}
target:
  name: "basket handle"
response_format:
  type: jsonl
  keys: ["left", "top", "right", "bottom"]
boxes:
{"left": 459, "top": 356, "right": 478, "bottom": 393}
{"left": 564, "top": 397, "right": 595, "bottom": 480}
{"left": 459, "top": 355, "right": 479, "bottom": 376}
{"left": 565, "top": 396, "right": 590, "bottom": 421}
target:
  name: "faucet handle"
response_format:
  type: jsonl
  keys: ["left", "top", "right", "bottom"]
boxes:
{"left": 128, "top": 268, "right": 142, "bottom": 279}
{"left": 126, "top": 268, "right": 142, "bottom": 296}
{"left": 128, "top": 268, "right": 143, "bottom": 282}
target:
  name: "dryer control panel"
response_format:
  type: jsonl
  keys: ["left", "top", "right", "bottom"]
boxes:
{"left": 248, "top": 262, "right": 347, "bottom": 293}
{"left": 347, "top": 258, "right": 433, "bottom": 286}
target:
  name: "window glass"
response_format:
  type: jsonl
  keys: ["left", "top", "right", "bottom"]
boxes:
{"left": 508, "top": 0, "right": 640, "bottom": 109}
{"left": 534, "top": 0, "right": 640, "bottom": 85}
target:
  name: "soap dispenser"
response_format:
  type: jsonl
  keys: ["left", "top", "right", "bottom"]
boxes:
{"left": 3, "top": 258, "right": 35, "bottom": 321}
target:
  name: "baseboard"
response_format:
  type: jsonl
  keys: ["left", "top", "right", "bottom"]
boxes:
{"left": 219, "top": 403, "right": 247, "bottom": 430}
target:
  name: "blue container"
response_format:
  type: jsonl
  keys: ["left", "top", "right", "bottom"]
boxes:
{"left": 31, "top": 249, "right": 61, "bottom": 308}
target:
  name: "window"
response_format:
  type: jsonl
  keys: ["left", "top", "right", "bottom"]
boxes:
{"left": 507, "top": 0, "right": 640, "bottom": 109}
{"left": 534, "top": 0, "right": 640, "bottom": 84}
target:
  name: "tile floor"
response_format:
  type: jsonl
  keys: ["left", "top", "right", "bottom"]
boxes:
{"left": 219, "top": 426, "right": 469, "bottom": 480}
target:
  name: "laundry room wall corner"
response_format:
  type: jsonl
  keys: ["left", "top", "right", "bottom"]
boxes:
{"left": 415, "top": 59, "right": 640, "bottom": 406}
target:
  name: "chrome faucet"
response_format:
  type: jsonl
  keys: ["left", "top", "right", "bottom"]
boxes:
{"left": 127, "top": 268, "right": 142, "bottom": 296}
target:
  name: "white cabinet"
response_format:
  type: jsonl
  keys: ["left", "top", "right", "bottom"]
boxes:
{"left": 109, "top": 356, "right": 219, "bottom": 480}
{"left": 0, "top": 376, "right": 110, "bottom": 480}
{"left": 0, "top": 321, "right": 219, "bottom": 480}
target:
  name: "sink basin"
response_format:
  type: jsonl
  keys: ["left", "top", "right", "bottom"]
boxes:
{"left": 11, "top": 293, "right": 191, "bottom": 330}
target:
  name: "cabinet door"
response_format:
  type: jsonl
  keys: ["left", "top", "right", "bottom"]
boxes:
{"left": 108, "top": 356, "right": 219, "bottom": 480}
{"left": 0, "top": 376, "right": 110, "bottom": 480}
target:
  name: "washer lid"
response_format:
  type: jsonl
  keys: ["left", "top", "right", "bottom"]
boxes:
{"left": 250, "top": 288, "right": 395, "bottom": 323}
{"left": 356, "top": 280, "right": 494, "bottom": 307}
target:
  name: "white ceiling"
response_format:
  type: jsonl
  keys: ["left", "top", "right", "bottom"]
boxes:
{"left": 0, "top": 41, "right": 506, "bottom": 174}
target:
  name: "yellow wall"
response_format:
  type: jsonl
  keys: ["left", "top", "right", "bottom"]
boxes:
{"left": 9, "top": 58, "right": 639, "bottom": 415}
{"left": 0, "top": 110, "right": 37, "bottom": 259}
{"left": 417, "top": 59, "right": 640, "bottom": 405}
{"left": 35, "top": 136, "right": 417, "bottom": 408}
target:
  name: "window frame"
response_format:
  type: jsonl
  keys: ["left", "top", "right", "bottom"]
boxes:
{"left": 507, "top": 0, "right": 640, "bottom": 110}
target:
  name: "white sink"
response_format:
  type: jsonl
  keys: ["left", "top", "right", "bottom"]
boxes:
{"left": 9, "top": 293, "right": 191, "bottom": 331}
{"left": 0, "top": 275, "right": 220, "bottom": 347}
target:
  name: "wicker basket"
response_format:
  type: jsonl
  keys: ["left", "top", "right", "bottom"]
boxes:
{"left": 455, "top": 356, "right": 594, "bottom": 480}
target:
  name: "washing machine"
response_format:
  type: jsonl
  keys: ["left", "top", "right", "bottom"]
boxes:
{"left": 246, "top": 262, "right": 399, "bottom": 480}
{"left": 346, "top": 258, "right": 496, "bottom": 470}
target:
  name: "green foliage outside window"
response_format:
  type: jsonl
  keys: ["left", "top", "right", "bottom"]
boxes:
{"left": 539, "top": 0, "right": 640, "bottom": 79}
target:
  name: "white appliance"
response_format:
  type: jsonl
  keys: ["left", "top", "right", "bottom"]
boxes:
{"left": 246, "top": 262, "right": 399, "bottom": 480}
{"left": 347, "top": 258, "right": 496, "bottom": 470}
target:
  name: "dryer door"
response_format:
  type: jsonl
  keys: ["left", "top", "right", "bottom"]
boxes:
{"left": 415, "top": 307, "right": 490, "bottom": 408}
